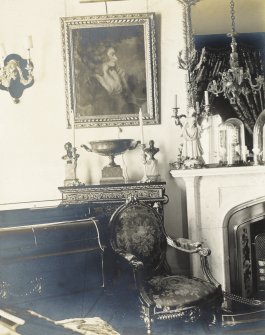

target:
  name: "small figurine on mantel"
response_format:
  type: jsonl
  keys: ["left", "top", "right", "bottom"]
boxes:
{"left": 143, "top": 140, "right": 161, "bottom": 182}
{"left": 181, "top": 107, "right": 204, "bottom": 168}
{"left": 62, "top": 142, "right": 80, "bottom": 186}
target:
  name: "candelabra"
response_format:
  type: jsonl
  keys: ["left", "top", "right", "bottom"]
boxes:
{"left": 171, "top": 0, "right": 212, "bottom": 169}
{"left": 172, "top": 107, "right": 186, "bottom": 127}
{"left": 0, "top": 36, "right": 34, "bottom": 103}
{"left": 172, "top": 94, "right": 210, "bottom": 127}
{"left": 207, "top": 0, "right": 264, "bottom": 109}
{"left": 171, "top": 96, "right": 210, "bottom": 169}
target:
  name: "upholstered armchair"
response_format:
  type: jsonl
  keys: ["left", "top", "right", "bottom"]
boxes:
{"left": 109, "top": 196, "right": 223, "bottom": 334}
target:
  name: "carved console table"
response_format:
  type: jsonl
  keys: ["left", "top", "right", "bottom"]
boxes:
{"left": 58, "top": 182, "right": 167, "bottom": 283}
{"left": 58, "top": 181, "right": 167, "bottom": 217}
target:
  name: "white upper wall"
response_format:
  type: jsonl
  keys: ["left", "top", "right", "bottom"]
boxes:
{"left": 0, "top": 0, "right": 263, "bottom": 241}
{"left": 0, "top": 0, "right": 185, "bottom": 237}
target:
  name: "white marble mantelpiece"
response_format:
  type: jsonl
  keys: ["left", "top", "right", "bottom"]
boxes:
{"left": 170, "top": 165, "right": 265, "bottom": 290}
{"left": 170, "top": 165, "right": 265, "bottom": 178}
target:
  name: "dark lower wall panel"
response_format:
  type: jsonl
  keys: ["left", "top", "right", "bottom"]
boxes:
{"left": 0, "top": 250, "right": 103, "bottom": 306}
{"left": 0, "top": 206, "right": 106, "bottom": 306}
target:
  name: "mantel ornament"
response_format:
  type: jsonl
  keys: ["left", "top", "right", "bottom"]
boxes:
{"left": 62, "top": 142, "right": 81, "bottom": 186}
{"left": 0, "top": 37, "right": 34, "bottom": 103}
{"left": 140, "top": 140, "right": 161, "bottom": 182}
{"left": 81, "top": 139, "right": 139, "bottom": 184}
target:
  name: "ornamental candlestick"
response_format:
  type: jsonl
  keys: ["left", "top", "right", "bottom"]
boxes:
{"left": 139, "top": 108, "right": 144, "bottom": 144}
{"left": 138, "top": 108, "right": 148, "bottom": 183}
{"left": 0, "top": 43, "right": 6, "bottom": 67}
{"left": 196, "top": 101, "right": 200, "bottom": 113}
{"left": 24, "top": 35, "right": 33, "bottom": 50}
{"left": 24, "top": 36, "right": 33, "bottom": 62}
{"left": 174, "top": 94, "right": 178, "bottom": 108}
{"left": 71, "top": 110, "right": 76, "bottom": 150}
{"left": 0, "top": 43, "right": 6, "bottom": 58}
{"left": 204, "top": 90, "right": 209, "bottom": 105}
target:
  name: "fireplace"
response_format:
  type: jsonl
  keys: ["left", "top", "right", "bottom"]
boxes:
{"left": 170, "top": 165, "right": 265, "bottom": 299}
{"left": 226, "top": 200, "right": 265, "bottom": 299}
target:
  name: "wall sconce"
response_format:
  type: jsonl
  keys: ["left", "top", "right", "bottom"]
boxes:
{"left": 0, "top": 36, "right": 34, "bottom": 103}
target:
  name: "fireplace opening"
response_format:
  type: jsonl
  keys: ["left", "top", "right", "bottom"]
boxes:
{"left": 254, "top": 232, "right": 265, "bottom": 299}
{"left": 228, "top": 209, "right": 265, "bottom": 301}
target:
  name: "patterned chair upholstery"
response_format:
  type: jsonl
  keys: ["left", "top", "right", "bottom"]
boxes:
{"left": 109, "top": 196, "right": 223, "bottom": 334}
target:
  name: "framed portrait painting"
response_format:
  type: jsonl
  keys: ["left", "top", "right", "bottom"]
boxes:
{"left": 60, "top": 13, "right": 159, "bottom": 128}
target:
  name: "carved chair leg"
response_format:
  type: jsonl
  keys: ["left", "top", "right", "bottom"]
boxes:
{"left": 212, "top": 308, "right": 222, "bottom": 333}
{"left": 145, "top": 316, "right": 152, "bottom": 335}
{"left": 141, "top": 305, "right": 152, "bottom": 335}
{"left": 201, "top": 308, "right": 222, "bottom": 334}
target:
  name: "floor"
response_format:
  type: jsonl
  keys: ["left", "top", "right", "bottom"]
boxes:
{"left": 1, "top": 250, "right": 264, "bottom": 335}
{"left": 3, "top": 276, "right": 265, "bottom": 335}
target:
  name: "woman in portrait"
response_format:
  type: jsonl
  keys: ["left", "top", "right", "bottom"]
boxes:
{"left": 77, "top": 41, "right": 139, "bottom": 116}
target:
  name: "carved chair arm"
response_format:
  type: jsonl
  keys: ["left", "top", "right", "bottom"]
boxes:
{"left": 114, "top": 248, "right": 153, "bottom": 306}
{"left": 166, "top": 236, "right": 220, "bottom": 288}
{"left": 166, "top": 236, "right": 210, "bottom": 254}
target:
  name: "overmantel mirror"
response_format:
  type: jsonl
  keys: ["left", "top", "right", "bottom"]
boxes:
{"left": 175, "top": 0, "right": 265, "bottom": 167}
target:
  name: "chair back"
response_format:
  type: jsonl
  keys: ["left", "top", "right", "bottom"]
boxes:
{"left": 109, "top": 197, "right": 167, "bottom": 275}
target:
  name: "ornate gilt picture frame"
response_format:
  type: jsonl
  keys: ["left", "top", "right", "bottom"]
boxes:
{"left": 60, "top": 13, "right": 159, "bottom": 128}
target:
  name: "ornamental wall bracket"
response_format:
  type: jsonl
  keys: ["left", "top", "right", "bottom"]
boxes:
{"left": 0, "top": 53, "right": 34, "bottom": 103}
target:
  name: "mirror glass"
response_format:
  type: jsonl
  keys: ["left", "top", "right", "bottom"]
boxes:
{"left": 191, "top": 0, "right": 265, "bottom": 152}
